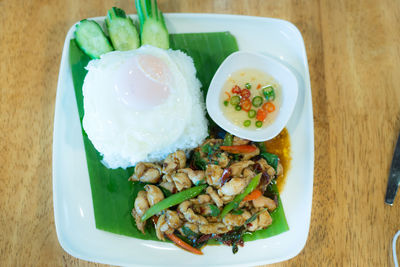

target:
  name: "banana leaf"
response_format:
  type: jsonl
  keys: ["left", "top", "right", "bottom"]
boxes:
{"left": 69, "top": 31, "right": 289, "bottom": 244}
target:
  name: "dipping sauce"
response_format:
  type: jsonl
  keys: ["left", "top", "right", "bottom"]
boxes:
{"left": 220, "top": 69, "right": 281, "bottom": 129}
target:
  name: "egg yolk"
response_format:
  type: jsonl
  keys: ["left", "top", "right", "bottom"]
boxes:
{"left": 114, "top": 54, "right": 171, "bottom": 110}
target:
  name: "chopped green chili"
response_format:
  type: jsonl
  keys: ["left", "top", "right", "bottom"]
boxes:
{"left": 262, "top": 86, "right": 275, "bottom": 101}
{"left": 230, "top": 95, "right": 240, "bottom": 105}
{"left": 248, "top": 109, "right": 256, "bottom": 118}
{"left": 252, "top": 96, "right": 263, "bottom": 107}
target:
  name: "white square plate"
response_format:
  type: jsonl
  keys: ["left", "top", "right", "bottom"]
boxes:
{"left": 53, "top": 13, "right": 314, "bottom": 266}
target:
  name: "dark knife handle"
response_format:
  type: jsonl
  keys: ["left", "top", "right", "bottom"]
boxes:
{"left": 385, "top": 133, "right": 400, "bottom": 205}
{"left": 385, "top": 172, "right": 400, "bottom": 205}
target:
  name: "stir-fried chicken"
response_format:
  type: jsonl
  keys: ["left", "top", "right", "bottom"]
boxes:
{"left": 130, "top": 135, "right": 282, "bottom": 252}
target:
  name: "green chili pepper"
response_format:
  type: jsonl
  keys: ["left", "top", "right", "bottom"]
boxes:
{"left": 262, "top": 86, "right": 275, "bottom": 101}
{"left": 220, "top": 173, "right": 262, "bottom": 218}
{"left": 223, "top": 100, "right": 229, "bottom": 106}
{"left": 252, "top": 96, "right": 263, "bottom": 107}
{"left": 255, "top": 121, "right": 263, "bottom": 128}
{"left": 230, "top": 95, "right": 240, "bottom": 105}
{"left": 243, "top": 120, "right": 251, "bottom": 127}
{"left": 141, "top": 184, "right": 207, "bottom": 221}
{"left": 235, "top": 105, "right": 242, "bottom": 111}
{"left": 248, "top": 109, "right": 256, "bottom": 118}
{"left": 245, "top": 83, "right": 251, "bottom": 89}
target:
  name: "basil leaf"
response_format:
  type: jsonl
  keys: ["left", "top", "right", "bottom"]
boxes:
{"left": 193, "top": 151, "right": 207, "bottom": 170}
{"left": 223, "top": 133, "right": 233, "bottom": 146}
{"left": 160, "top": 187, "right": 173, "bottom": 198}
{"left": 245, "top": 208, "right": 268, "bottom": 225}
{"left": 181, "top": 226, "right": 199, "bottom": 240}
{"left": 260, "top": 152, "right": 279, "bottom": 170}
{"left": 256, "top": 142, "right": 267, "bottom": 153}
{"left": 231, "top": 209, "right": 244, "bottom": 215}
{"left": 209, "top": 204, "right": 220, "bottom": 216}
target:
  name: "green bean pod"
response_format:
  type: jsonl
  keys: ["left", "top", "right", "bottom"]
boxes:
{"left": 141, "top": 184, "right": 207, "bottom": 221}
{"left": 220, "top": 173, "right": 262, "bottom": 219}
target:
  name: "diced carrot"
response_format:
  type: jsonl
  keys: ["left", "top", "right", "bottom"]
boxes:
{"left": 225, "top": 91, "right": 231, "bottom": 101}
{"left": 243, "top": 189, "right": 262, "bottom": 201}
{"left": 257, "top": 84, "right": 261, "bottom": 89}
{"left": 166, "top": 233, "right": 203, "bottom": 255}
{"left": 220, "top": 145, "right": 257, "bottom": 154}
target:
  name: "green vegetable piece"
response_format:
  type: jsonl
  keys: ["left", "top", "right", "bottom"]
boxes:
{"left": 235, "top": 105, "right": 241, "bottom": 111}
{"left": 256, "top": 142, "right": 267, "bottom": 153}
{"left": 141, "top": 184, "right": 207, "bottom": 221}
{"left": 248, "top": 109, "right": 256, "bottom": 118}
{"left": 243, "top": 120, "right": 251, "bottom": 127}
{"left": 245, "top": 208, "right": 268, "bottom": 224}
{"left": 160, "top": 187, "right": 173, "bottom": 198}
{"left": 135, "top": 0, "right": 169, "bottom": 49}
{"left": 193, "top": 151, "right": 207, "bottom": 170}
{"left": 260, "top": 152, "right": 279, "bottom": 170}
{"left": 106, "top": 7, "right": 140, "bottom": 51}
{"left": 230, "top": 95, "right": 240, "bottom": 105}
{"left": 220, "top": 173, "right": 262, "bottom": 218}
{"left": 201, "top": 143, "right": 212, "bottom": 154}
{"left": 223, "top": 133, "right": 233, "bottom": 146}
{"left": 255, "top": 121, "right": 263, "bottom": 128}
{"left": 231, "top": 209, "right": 244, "bottom": 215}
{"left": 74, "top": 19, "right": 113, "bottom": 59}
{"left": 245, "top": 83, "right": 251, "bottom": 89}
{"left": 209, "top": 204, "right": 220, "bottom": 216}
{"left": 262, "top": 86, "right": 275, "bottom": 101}
{"left": 181, "top": 226, "right": 200, "bottom": 239}
{"left": 223, "top": 100, "right": 229, "bottom": 106}
{"left": 252, "top": 96, "right": 263, "bottom": 107}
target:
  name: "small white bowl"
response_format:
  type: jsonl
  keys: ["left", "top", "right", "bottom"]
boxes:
{"left": 206, "top": 51, "right": 298, "bottom": 141}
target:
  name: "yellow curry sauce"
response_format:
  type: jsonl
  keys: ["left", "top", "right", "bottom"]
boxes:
{"left": 264, "top": 128, "right": 291, "bottom": 192}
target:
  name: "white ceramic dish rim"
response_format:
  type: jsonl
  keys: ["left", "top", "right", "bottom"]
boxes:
{"left": 53, "top": 13, "right": 314, "bottom": 266}
{"left": 206, "top": 50, "right": 298, "bottom": 141}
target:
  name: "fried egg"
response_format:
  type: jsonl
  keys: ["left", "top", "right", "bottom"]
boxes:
{"left": 82, "top": 45, "right": 208, "bottom": 169}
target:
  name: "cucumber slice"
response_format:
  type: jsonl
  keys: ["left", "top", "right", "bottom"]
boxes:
{"left": 74, "top": 20, "right": 113, "bottom": 59}
{"left": 106, "top": 7, "right": 140, "bottom": 51}
{"left": 135, "top": 0, "right": 169, "bottom": 49}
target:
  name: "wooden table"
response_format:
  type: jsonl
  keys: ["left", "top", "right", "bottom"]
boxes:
{"left": 1, "top": 0, "right": 400, "bottom": 266}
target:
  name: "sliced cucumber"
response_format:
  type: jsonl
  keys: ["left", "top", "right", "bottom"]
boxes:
{"left": 75, "top": 19, "right": 113, "bottom": 59}
{"left": 135, "top": 0, "right": 169, "bottom": 49}
{"left": 106, "top": 7, "right": 140, "bottom": 51}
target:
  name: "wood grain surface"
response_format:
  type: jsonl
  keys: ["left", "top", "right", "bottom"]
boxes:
{"left": 1, "top": 0, "right": 400, "bottom": 266}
